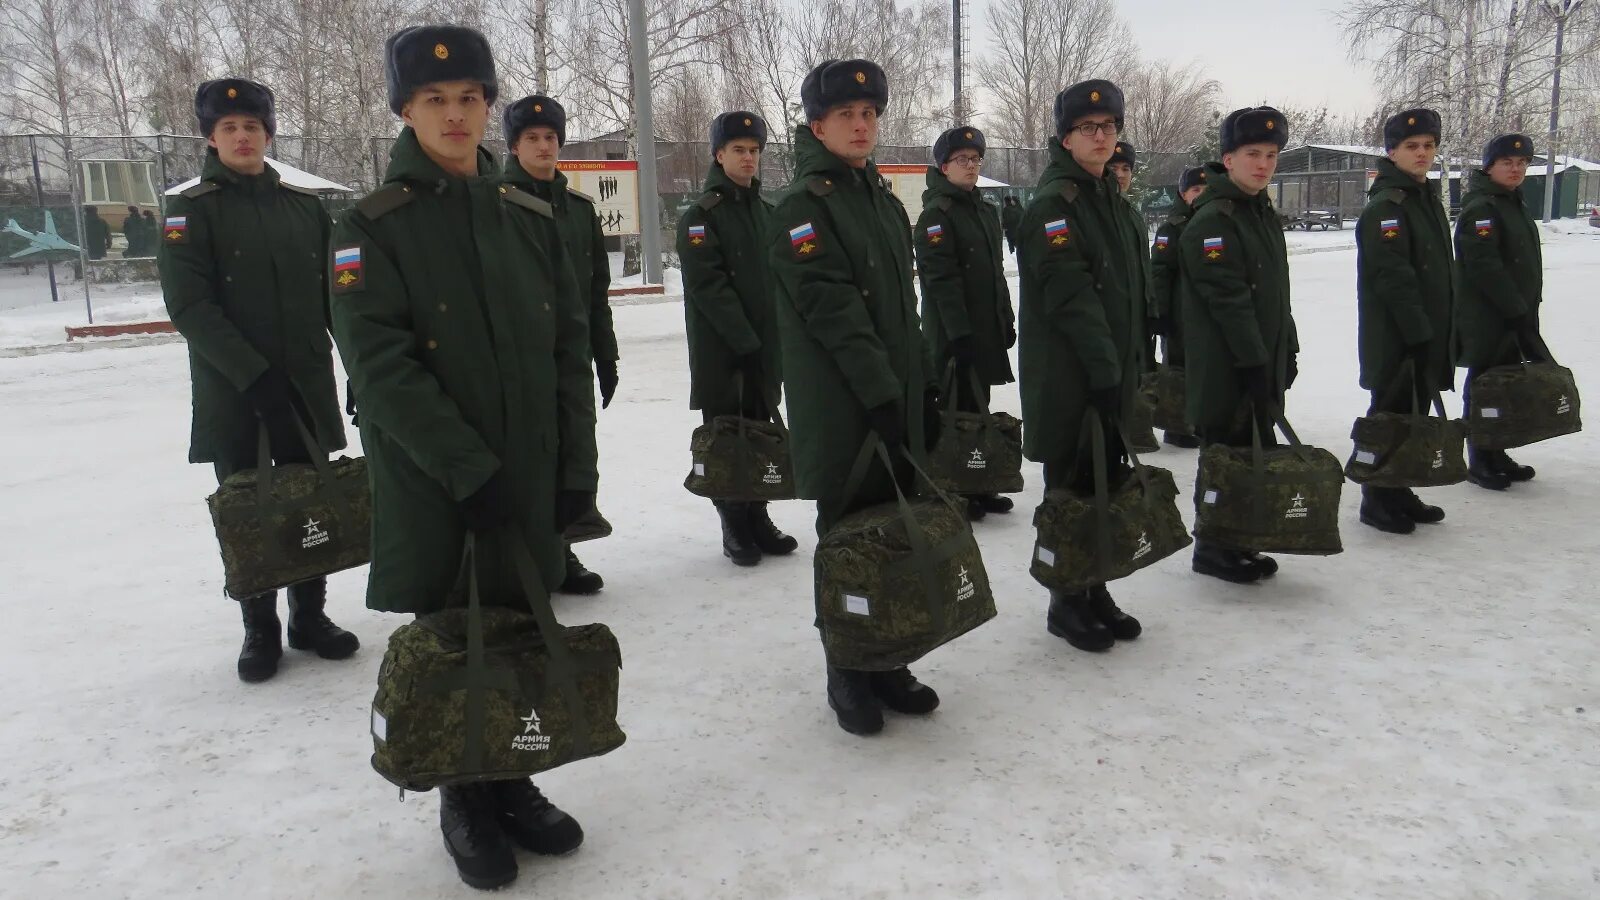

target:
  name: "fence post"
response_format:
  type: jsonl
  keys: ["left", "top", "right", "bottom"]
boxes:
{"left": 27, "top": 134, "right": 62, "bottom": 305}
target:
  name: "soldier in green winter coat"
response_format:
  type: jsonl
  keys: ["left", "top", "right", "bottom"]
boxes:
{"left": 1001, "top": 195, "right": 1023, "bottom": 253}
{"left": 157, "top": 78, "right": 358, "bottom": 684}
{"left": 770, "top": 59, "right": 942, "bottom": 737}
{"left": 503, "top": 94, "right": 613, "bottom": 594}
{"left": 677, "top": 110, "right": 799, "bottom": 566}
{"left": 913, "top": 124, "right": 1017, "bottom": 522}
{"left": 1109, "top": 138, "right": 1163, "bottom": 454}
{"left": 1148, "top": 165, "right": 1210, "bottom": 447}
{"left": 1354, "top": 108, "right": 1456, "bottom": 533}
{"left": 1016, "top": 80, "right": 1148, "bottom": 653}
{"left": 1455, "top": 133, "right": 1553, "bottom": 491}
{"left": 328, "top": 26, "right": 594, "bottom": 890}
{"left": 1179, "top": 107, "right": 1297, "bottom": 585}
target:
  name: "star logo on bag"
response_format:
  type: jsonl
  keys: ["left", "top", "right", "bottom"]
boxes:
{"left": 1133, "top": 531, "right": 1153, "bottom": 560}
{"left": 1557, "top": 395, "right": 1571, "bottom": 414}
{"left": 766, "top": 462, "right": 779, "bottom": 477}
{"left": 1291, "top": 493, "right": 1305, "bottom": 508}
{"left": 303, "top": 517, "right": 322, "bottom": 536}
{"left": 521, "top": 707, "right": 542, "bottom": 735}
{"left": 1432, "top": 449, "right": 1444, "bottom": 469}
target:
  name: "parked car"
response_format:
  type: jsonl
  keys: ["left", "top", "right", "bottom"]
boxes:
{"left": 1589, "top": 206, "right": 1599, "bottom": 228}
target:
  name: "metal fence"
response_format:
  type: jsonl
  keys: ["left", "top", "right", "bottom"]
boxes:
{"left": 0, "top": 131, "right": 1203, "bottom": 320}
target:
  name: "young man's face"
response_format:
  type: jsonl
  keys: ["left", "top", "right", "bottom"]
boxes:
{"left": 811, "top": 100, "right": 879, "bottom": 168}
{"left": 715, "top": 137, "right": 762, "bottom": 187}
{"left": 207, "top": 115, "right": 270, "bottom": 174}
{"left": 1390, "top": 135, "right": 1437, "bottom": 180}
{"left": 1487, "top": 155, "right": 1530, "bottom": 190}
{"left": 514, "top": 126, "right": 562, "bottom": 180}
{"left": 1223, "top": 144, "right": 1280, "bottom": 195}
{"left": 1063, "top": 114, "right": 1118, "bottom": 174}
{"left": 402, "top": 81, "right": 488, "bottom": 175}
{"left": 940, "top": 149, "right": 982, "bottom": 190}
{"left": 1181, "top": 185, "right": 1205, "bottom": 205}
{"left": 1109, "top": 161, "right": 1133, "bottom": 193}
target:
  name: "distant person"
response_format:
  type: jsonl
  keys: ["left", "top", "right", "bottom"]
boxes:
{"left": 1148, "top": 165, "right": 1210, "bottom": 448}
{"left": 157, "top": 77, "right": 358, "bottom": 683}
{"left": 83, "top": 206, "right": 111, "bottom": 259}
{"left": 121, "top": 205, "right": 145, "bottom": 257}
{"left": 1001, "top": 194, "right": 1022, "bottom": 253}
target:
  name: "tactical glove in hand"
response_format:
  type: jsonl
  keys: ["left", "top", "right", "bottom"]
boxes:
{"left": 867, "top": 401, "right": 907, "bottom": 450}
{"left": 461, "top": 470, "right": 518, "bottom": 532}
{"left": 597, "top": 360, "right": 619, "bottom": 409}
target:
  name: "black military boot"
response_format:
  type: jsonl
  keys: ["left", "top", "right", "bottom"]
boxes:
{"left": 964, "top": 496, "right": 989, "bottom": 521}
{"left": 1047, "top": 589, "right": 1115, "bottom": 651}
{"left": 1491, "top": 450, "right": 1536, "bottom": 482}
{"left": 1360, "top": 486, "right": 1417, "bottom": 535}
{"left": 717, "top": 502, "right": 762, "bottom": 566}
{"left": 1162, "top": 429, "right": 1201, "bottom": 449}
{"left": 1244, "top": 552, "right": 1278, "bottom": 578}
{"left": 1398, "top": 488, "right": 1446, "bottom": 524}
{"left": 826, "top": 666, "right": 884, "bottom": 736}
{"left": 439, "top": 784, "right": 517, "bottom": 890}
{"left": 974, "top": 493, "right": 1015, "bottom": 514}
{"left": 868, "top": 667, "right": 940, "bottom": 714}
{"left": 559, "top": 546, "right": 604, "bottom": 594}
{"left": 286, "top": 579, "right": 360, "bottom": 660}
{"left": 1088, "top": 584, "right": 1141, "bottom": 640}
{"left": 747, "top": 502, "right": 799, "bottom": 555}
{"left": 1191, "top": 542, "right": 1263, "bottom": 584}
{"left": 490, "top": 778, "right": 584, "bottom": 856}
{"left": 1467, "top": 446, "right": 1511, "bottom": 490}
{"left": 237, "top": 593, "right": 283, "bottom": 683}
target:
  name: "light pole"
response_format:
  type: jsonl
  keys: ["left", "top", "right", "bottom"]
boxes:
{"left": 627, "top": 0, "right": 663, "bottom": 283}
{"left": 1542, "top": 0, "right": 1585, "bottom": 223}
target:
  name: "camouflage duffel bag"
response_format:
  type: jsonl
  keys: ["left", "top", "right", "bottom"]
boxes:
{"left": 207, "top": 422, "right": 371, "bottom": 599}
{"left": 683, "top": 413, "right": 797, "bottom": 502}
{"left": 1141, "top": 366, "right": 1190, "bottom": 434}
{"left": 1031, "top": 416, "right": 1191, "bottom": 591}
{"left": 817, "top": 440, "right": 996, "bottom": 671}
{"left": 1345, "top": 376, "right": 1467, "bottom": 488}
{"left": 1194, "top": 413, "right": 1345, "bottom": 555}
{"left": 372, "top": 533, "right": 625, "bottom": 793}
{"left": 1467, "top": 362, "right": 1582, "bottom": 451}
{"left": 925, "top": 363, "right": 1024, "bottom": 494}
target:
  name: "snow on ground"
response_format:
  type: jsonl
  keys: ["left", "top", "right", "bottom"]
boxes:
{"left": 2, "top": 231, "right": 1598, "bottom": 899}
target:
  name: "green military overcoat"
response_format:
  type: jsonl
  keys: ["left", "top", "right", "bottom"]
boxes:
{"left": 1149, "top": 195, "right": 1193, "bottom": 367}
{"left": 511, "top": 164, "right": 618, "bottom": 365}
{"left": 1454, "top": 169, "right": 1544, "bottom": 369}
{"left": 913, "top": 166, "right": 1015, "bottom": 390}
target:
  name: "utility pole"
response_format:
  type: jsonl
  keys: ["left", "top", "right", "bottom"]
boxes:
{"left": 1542, "top": 0, "right": 1584, "bottom": 223}
{"left": 534, "top": 0, "right": 549, "bottom": 92}
{"left": 627, "top": 0, "right": 663, "bottom": 283}
{"left": 952, "top": 0, "right": 964, "bottom": 124}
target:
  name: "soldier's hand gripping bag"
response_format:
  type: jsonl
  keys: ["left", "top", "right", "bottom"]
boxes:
{"left": 1345, "top": 367, "right": 1467, "bottom": 487}
{"left": 817, "top": 440, "right": 997, "bottom": 671}
{"left": 1141, "top": 365, "right": 1189, "bottom": 434}
{"left": 371, "top": 533, "right": 625, "bottom": 792}
{"left": 1467, "top": 362, "right": 1582, "bottom": 451}
{"left": 1031, "top": 416, "right": 1191, "bottom": 591}
{"left": 1194, "top": 412, "right": 1344, "bottom": 555}
{"left": 207, "top": 420, "right": 370, "bottom": 599}
{"left": 925, "top": 363, "right": 1024, "bottom": 494}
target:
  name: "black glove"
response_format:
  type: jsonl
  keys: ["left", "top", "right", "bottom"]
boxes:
{"left": 1088, "top": 384, "right": 1122, "bottom": 423}
{"left": 923, "top": 386, "right": 942, "bottom": 450}
{"left": 555, "top": 490, "right": 596, "bottom": 533}
{"left": 1239, "top": 365, "right": 1276, "bottom": 418}
{"left": 596, "top": 359, "right": 619, "bottom": 409}
{"left": 1286, "top": 353, "right": 1299, "bottom": 390}
{"left": 1406, "top": 341, "right": 1429, "bottom": 371}
{"left": 460, "top": 470, "right": 518, "bottom": 532}
{"left": 245, "top": 367, "right": 309, "bottom": 464}
{"left": 1506, "top": 315, "right": 1549, "bottom": 363}
{"left": 948, "top": 335, "right": 978, "bottom": 366}
{"left": 867, "top": 400, "right": 906, "bottom": 450}
{"left": 1149, "top": 316, "right": 1169, "bottom": 339}
{"left": 1004, "top": 321, "right": 1017, "bottom": 350}
{"left": 345, "top": 379, "right": 358, "bottom": 427}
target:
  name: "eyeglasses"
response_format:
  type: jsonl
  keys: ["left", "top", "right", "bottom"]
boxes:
{"left": 948, "top": 155, "right": 983, "bottom": 168}
{"left": 1070, "top": 121, "right": 1119, "bottom": 137}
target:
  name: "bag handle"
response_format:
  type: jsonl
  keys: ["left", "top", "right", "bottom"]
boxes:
{"left": 940, "top": 358, "right": 992, "bottom": 418}
{"left": 453, "top": 528, "right": 594, "bottom": 774}
{"left": 253, "top": 411, "right": 339, "bottom": 509}
{"left": 1075, "top": 411, "right": 1158, "bottom": 583}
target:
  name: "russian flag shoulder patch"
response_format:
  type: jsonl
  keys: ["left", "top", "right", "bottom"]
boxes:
{"left": 332, "top": 245, "right": 364, "bottom": 294}
{"left": 789, "top": 221, "right": 820, "bottom": 258}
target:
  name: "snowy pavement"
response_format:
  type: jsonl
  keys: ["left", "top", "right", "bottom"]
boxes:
{"left": 2, "top": 229, "right": 1599, "bottom": 899}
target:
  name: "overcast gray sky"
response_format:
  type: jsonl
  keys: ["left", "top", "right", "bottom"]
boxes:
{"left": 968, "top": 0, "right": 1381, "bottom": 117}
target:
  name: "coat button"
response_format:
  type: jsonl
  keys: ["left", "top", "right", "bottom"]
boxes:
{"left": 438, "top": 303, "right": 447, "bottom": 312}
{"left": 862, "top": 289, "right": 871, "bottom": 297}
{"left": 426, "top": 339, "right": 438, "bottom": 350}
{"left": 225, "top": 275, "right": 232, "bottom": 282}
{"left": 235, "top": 250, "right": 241, "bottom": 256}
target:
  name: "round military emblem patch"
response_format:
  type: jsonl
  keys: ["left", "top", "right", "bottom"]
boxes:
{"left": 1090, "top": 90, "right": 1100, "bottom": 102}
{"left": 1266, "top": 120, "right": 1275, "bottom": 130}
{"left": 965, "top": 131, "right": 973, "bottom": 139}
{"left": 1407, "top": 116, "right": 1416, "bottom": 125}
{"left": 534, "top": 104, "right": 543, "bottom": 112}
{"left": 855, "top": 71, "right": 866, "bottom": 84}
{"left": 1515, "top": 140, "right": 1523, "bottom": 149}
{"left": 227, "top": 87, "right": 238, "bottom": 99}
{"left": 434, "top": 43, "right": 449, "bottom": 60}
{"left": 744, "top": 117, "right": 752, "bottom": 126}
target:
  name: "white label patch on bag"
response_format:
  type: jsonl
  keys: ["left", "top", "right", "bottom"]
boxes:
{"left": 371, "top": 709, "right": 387, "bottom": 743}
{"left": 1036, "top": 545, "right": 1056, "bottom": 567}
{"left": 1203, "top": 490, "right": 1219, "bottom": 505}
{"left": 693, "top": 462, "right": 706, "bottom": 476}
{"left": 1354, "top": 449, "right": 1377, "bottom": 466}
{"left": 1480, "top": 408, "right": 1501, "bottom": 419}
{"left": 844, "top": 594, "right": 871, "bottom": 616}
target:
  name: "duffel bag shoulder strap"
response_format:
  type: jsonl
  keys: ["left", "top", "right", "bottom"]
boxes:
{"left": 252, "top": 413, "right": 342, "bottom": 512}
{"left": 1077, "top": 413, "right": 1160, "bottom": 582}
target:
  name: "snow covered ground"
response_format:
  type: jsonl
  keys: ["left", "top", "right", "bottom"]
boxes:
{"left": 2, "top": 229, "right": 1598, "bottom": 899}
